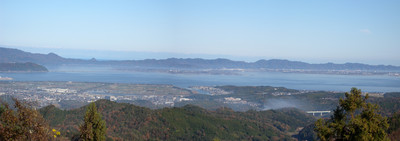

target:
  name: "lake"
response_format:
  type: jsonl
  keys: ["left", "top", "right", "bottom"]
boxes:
{"left": 1, "top": 70, "right": 400, "bottom": 92}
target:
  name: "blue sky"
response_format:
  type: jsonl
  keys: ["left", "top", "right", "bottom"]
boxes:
{"left": 0, "top": 0, "right": 399, "bottom": 65}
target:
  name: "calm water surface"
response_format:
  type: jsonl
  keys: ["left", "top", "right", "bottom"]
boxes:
{"left": 1, "top": 70, "right": 399, "bottom": 92}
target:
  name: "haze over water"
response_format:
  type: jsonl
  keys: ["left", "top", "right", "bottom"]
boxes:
{"left": 1, "top": 1, "right": 399, "bottom": 93}
{"left": 2, "top": 70, "right": 399, "bottom": 92}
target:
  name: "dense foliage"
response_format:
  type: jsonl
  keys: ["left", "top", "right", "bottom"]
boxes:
{"left": 384, "top": 92, "right": 400, "bottom": 98}
{"left": 0, "top": 98, "right": 51, "bottom": 140}
{"left": 39, "top": 100, "right": 315, "bottom": 140}
{"left": 79, "top": 103, "right": 106, "bottom": 141}
{"left": 388, "top": 111, "right": 400, "bottom": 140}
{"left": 315, "top": 88, "right": 389, "bottom": 141}
{"left": 296, "top": 124, "right": 318, "bottom": 141}
{"left": 0, "top": 62, "right": 48, "bottom": 72}
{"left": 368, "top": 97, "right": 400, "bottom": 116}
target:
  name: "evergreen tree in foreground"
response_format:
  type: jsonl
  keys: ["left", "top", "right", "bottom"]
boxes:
{"left": 315, "top": 88, "right": 389, "bottom": 141}
{"left": 79, "top": 102, "right": 106, "bottom": 141}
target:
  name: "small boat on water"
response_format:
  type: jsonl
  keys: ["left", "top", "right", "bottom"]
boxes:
{"left": 0, "top": 76, "right": 13, "bottom": 80}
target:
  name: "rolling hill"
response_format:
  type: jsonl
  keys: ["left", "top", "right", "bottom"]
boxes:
{"left": 39, "top": 100, "right": 315, "bottom": 140}
{"left": 0, "top": 62, "right": 48, "bottom": 72}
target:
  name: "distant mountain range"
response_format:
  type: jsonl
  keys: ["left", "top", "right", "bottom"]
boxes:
{"left": 0, "top": 47, "right": 81, "bottom": 65}
{"left": 1, "top": 47, "right": 399, "bottom": 71}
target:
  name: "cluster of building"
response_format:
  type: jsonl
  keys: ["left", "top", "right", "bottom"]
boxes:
{"left": 0, "top": 81, "right": 312, "bottom": 110}
{"left": 271, "top": 91, "right": 308, "bottom": 96}
{"left": 189, "top": 86, "right": 231, "bottom": 95}
{"left": 0, "top": 82, "right": 196, "bottom": 109}
{"left": 217, "top": 97, "right": 259, "bottom": 107}
{"left": 2, "top": 86, "right": 197, "bottom": 108}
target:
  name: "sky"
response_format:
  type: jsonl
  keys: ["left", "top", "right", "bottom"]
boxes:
{"left": 0, "top": 0, "right": 399, "bottom": 65}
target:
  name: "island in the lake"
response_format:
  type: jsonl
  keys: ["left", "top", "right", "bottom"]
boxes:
{"left": 0, "top": 62, "right": 48, "bottom": 72}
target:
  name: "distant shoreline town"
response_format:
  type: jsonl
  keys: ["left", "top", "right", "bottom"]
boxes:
{"left": 0, "top": 76, "right": 12, "bottom": 80}
{"left": 0, "top": 81, "right": 391, "bottom": 111}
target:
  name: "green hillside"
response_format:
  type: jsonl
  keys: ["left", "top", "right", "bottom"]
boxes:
{"left": 0, "top": 62, "right": 48, "bottom": 72}
{"left": 39, "top": 100, "right": 315, "bottom": 140}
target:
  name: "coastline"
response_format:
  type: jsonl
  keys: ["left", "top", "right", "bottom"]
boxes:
{"left": 0, "top": 76, "right": 13, "bottom": 80}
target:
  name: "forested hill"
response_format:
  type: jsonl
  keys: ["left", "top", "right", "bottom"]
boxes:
{"left": 0, "top": 62, "right": 48, "bottom": 72}
{"left": 0, "top": 47, "right": 82, "bottom": 65}
{"left": 39, "top": 100, "right": 315, "bottom": 140}
{"left": 1, "top": 47, "right": 399, "bottom": 71}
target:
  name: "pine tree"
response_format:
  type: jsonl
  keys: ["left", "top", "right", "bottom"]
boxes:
{"left": 315, "top": 88, "right": 389, "bottom": 141}
{"left": 79, "top": 102, "right": 106, "bottom": 141}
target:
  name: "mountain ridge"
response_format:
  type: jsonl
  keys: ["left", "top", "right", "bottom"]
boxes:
{"left": 1, "top": 47, "right": 399, "bottom": 71}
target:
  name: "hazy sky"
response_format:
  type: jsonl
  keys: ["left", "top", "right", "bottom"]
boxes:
{"left": 0, "top": 0, "right": 399, "bottom": 65}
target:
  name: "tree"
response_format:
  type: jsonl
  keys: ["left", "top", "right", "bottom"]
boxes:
{"left": 388, "top": 111, "right": 400, "bottom": 140}
{"left": 315, "top": 88, "right": 389, "bottom": 141}
{"left": 79, "top": 102, "right": 106, "bottom": 141}
{"left": 0, "top": 98, "right": 51, "bottom": 141}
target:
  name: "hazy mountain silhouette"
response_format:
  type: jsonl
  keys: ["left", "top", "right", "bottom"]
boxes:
{"left": 1, "top": 47, "right": 399, "bottom": 71}
{"left": 0, "top": 62, "right": 48, "bottom": 72}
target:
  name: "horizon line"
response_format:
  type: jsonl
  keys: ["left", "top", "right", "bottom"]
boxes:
{"left": 1, "top": 45, "right": 399, "bottom": 67}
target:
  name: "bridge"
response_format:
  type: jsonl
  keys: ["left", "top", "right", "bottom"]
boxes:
{"left": 306, "top": 111, "right": 331, "bottom": 116}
